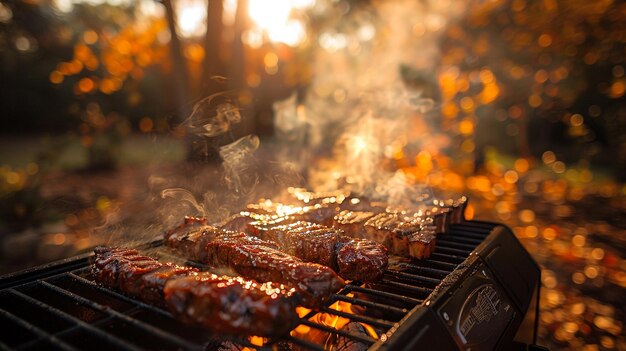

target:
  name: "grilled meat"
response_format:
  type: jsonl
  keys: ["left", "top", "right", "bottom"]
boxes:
{"left": 249, "top": 220, "right": 340, "bottom": 269}
{"left": 407, "top": 228, "right": 437, "bottom": 260}
{"left": 363, "top": 213, "right": 398, "bottom": 248}
{"left": 93, "top": 246, "right": 299, "bottom": 337}
{"left": 165, "top": 223, "right": 280, "bottom": 262}
{"left": 164, "top": 273, "right": 298, "bottom": 337}
{"left": 246, "top": 198, "right": 340, "bottom": 227}
{"left": 336, "top": 238, "right": 388, "bottom": 282}
{"left": 165, "top": 224, "right": 344, "bottom": 307}
{"left": 334, "top": 209, "right": 439, "bottom": 260}
{"left": 433, "top": 196, "right": 468, "bottom": 224}
{"left": 247, "top": 220, "right": 388, "bottom": 282}
{"left": 333, "top": 210, "right": 376, "bottom": 238}
{"left": 385, "top": 206, "right": 449, "bottom": 235}
{"left": 93, "top": 246, "right": 195, "bottom": 306}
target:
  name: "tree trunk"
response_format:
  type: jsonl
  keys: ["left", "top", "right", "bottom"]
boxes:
{"left": 231, "top": 0, "right": 254, "bottom": 136}
{"left": 203, "top": 0, "right": 225, "bottom": 95}
{"left": 162, "top": 0, "right": 191, "bottom": 120}
{"left": 231, "top": 0, "right": 248, "bottom": 91}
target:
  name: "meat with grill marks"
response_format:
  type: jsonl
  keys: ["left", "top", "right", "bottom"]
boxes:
{"left": 93, "top": 246, "right": 195, "bottom": 306}
{"left": 244, "top": 219, "right": 388, "bottom": 282}
{"left": 334, "top": 210, "right": 437, "bottom": 260}
{"left": 164, "top": 223, "right": 344, "bottom": 308}
{"left": 92, "top": 246, "right": 300, "bottom": 337}
{"left": 433, "top": 196, "right": 468, "bottom": 224}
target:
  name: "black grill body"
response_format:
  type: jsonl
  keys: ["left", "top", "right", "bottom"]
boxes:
{"left": 372, "top": 223, "right": 541, "bottom": 350}
{"left": 0, "top": 221, "right": 540, "bottom": 351}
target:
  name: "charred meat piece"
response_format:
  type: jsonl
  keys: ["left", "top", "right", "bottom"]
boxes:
{"left": 334, "top": 210, "right": 436, "bottom": 260}
{"left": 433, "top": 196, "right": 468, "bottom": 224}
{"left": 363, "top": 213, "right": 398, "bottom": 248}
{"left": 164, "top": 272, "right": 299, "bottom": 337}
{"left": 250, "top": 221, "right": 341, "bottom": 269}
{"left": 386, "top": 206, "right": 449, "bottom": 235}
{"left": 164, "top": 216, "right": 208, "bottom": 237}
{"left": 300, "top": 204, "right": 340, "bottom": 226}
{"left": 205, "top": 340, "right": 246, "bottom": 351}
{"left": 249, "top": 220, "right": 388, "bottom": 282}
{"left": 246, "top": 198, "right": 340, "bottom": 226}
{"left": 333, "top": 210, "right": 376, "bottom": 238}
{"left": 423, "top": 207, "right": 451, "bottom": 234}
{"left": 204, "top": 234, "right": 344, "bottom": 307}
{"left": 93, "top": 247, "right": 299, "bottom": 337}
{"left": 365, "top": 214, "right": 437, "bottom": 260}
{"left": 388, "top": 220, "right": 420, "bottom": 257}
{"left": 165, "top": 223, "right": 280, "bottom": 262}
{"left": 407, "top": 228, "right": 437, "bottom": 260}
{"left": 93, "top": 247, "right": 194, "bottom": 306}
{"left": 165, "top": 223, "right": 344, "bottom": 307}
{"left": 218, "top": 212, "right": 252, "bottom": 232}
{"left": 336, "top": 238, "right": 388, "bottom": 282}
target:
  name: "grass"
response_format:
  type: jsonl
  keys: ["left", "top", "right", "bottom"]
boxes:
{"left": 0, "top": 134, "right": 186, "bottom": 170}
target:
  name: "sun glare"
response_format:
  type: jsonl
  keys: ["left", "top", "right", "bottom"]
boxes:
{"left": 176, "top": 0, "right": 207, "bottom": 38}
{"left": 247, "top": 0, "right": 309, "bottom": 47}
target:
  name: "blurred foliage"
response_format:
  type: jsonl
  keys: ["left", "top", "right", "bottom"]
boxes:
{"left": 439, "top": 0, "right": 626, "bottom": 179}
{"left": 0, "top": 0, "right": 174, "bottom": 135}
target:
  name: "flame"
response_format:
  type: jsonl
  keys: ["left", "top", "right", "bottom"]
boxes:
{"left": 248, "top": 336, "right": 265, "bottom": 347}
{"left": 291, "top": 294, "right": 378, "bottom": 349}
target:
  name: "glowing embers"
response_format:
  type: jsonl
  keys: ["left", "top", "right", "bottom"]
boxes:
{"left": 292, "top": 294, "right": 379, "bottom": 350}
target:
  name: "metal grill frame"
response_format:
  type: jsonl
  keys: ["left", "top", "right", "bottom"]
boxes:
{"left": 0, "top": 221, "right": 539, "bottom": 351}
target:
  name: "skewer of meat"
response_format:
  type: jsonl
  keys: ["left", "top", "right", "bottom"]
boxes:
{"left": 164, "top": 222, "right": 344, "bottom": 308}
{"left": 93, "top": 246, "right": 299, "bottom": 337}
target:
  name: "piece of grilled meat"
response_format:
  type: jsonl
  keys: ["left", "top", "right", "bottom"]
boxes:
{"left": 244, "top": 219, "right": 388, "bottom": 282}
{"left": 433, "top": 196, "right": 468, "bottom": 224}
{"left": 165, "top": 223, "right": 344, "bottom": 308}
{"left": 334, "top": 210, "right": 438, "bottom": 260}
{"left": 93, "top": 246, "right": 195, "bottom": 306}
{"left": 93, "top": 246, "right": 299, "bottom": 337}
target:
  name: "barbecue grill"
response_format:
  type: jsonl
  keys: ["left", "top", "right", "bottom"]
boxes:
{"left": 0, "top": 221, "right": 543, "bottom": 351}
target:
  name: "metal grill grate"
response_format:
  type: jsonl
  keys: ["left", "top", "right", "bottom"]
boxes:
{"left": 0, "top": 221, "right": 497, "bottom": 351}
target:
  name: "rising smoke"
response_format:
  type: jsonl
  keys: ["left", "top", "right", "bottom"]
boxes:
{"left": 273, "top": 0, "right": 466, "bottom": 206}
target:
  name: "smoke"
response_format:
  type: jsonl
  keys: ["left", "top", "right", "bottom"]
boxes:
{"left": 273, "top": 0, "right": 467, "bottom": 205}
{"left": 156, "top": 87, "right": 261, "bottom": 227}
{"left": 219, "top": 134, "right": 261, "bottom": 196}
{"left": 150, "top": 0, "right": 467, "bottom": 232}
{"left": 161, "top": 188, "right": 206, "bottom": 215}
{"left": 184, "top": 93, "right": 242, "bottom": 137}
